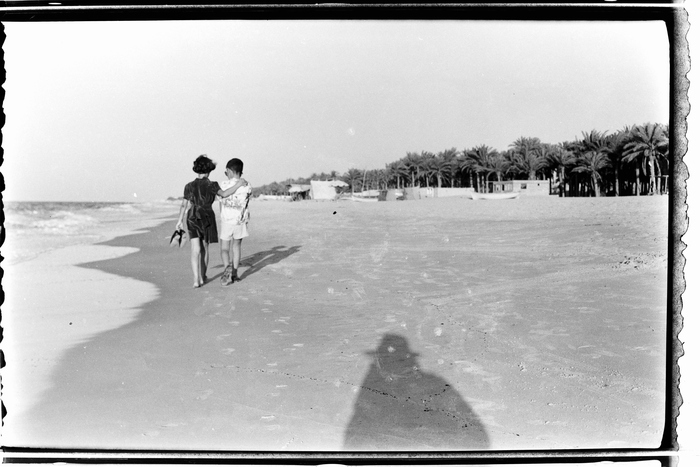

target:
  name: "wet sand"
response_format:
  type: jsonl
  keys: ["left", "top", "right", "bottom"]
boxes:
{"left": 2, "top": 195, "right": 669, "bottom": 451}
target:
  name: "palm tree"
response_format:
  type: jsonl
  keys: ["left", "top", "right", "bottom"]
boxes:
{"left": 343, "top": 168, "right": 363, "bottom": 194}
{"left": 605, "top": 127, "right": 632, "bottom": 196}
{"left": 458, "top": 149, "right": 477, "bottom": 190}
{"left": 546, "top": 143, "right": 576, "bottom": 196}
{"left": 475, "top": 151, "right": 510, "bottom": 188}
{"left": 577, "top": 130, "right": 609, "bottom": 153}
{"left": 464, "top": 145, "right": 498, "bottom": 192}
{"left": 572, "top": 151, "right": 611, "bottom": 197}
{"left": 622, "top": 123, "right": 668, "bottom": 195}
{"left": 509, "top": 148, "right": 548, "bottom": 180}
{"left": 395, "top": 161, "right": 411, "bottom": 189}
{"left": 570, "top": 130, "right": 610, "bottom": 196}
{"left": 437, "top": 148, "right": 459, "bottom": 187}
{"left": 384, "top": 162, "right": 399, "bottom": 189}
{"left": 402, "top": 152, "right": 423, "bottom": 187}
{"left": 509, "top": 137, "right": 543, "bottom": 179}
{"left": 422, "top": 151, "right": 454, "bottom": 188}
{"left": 380, "top": 167, "right": 391, "bottom": 190}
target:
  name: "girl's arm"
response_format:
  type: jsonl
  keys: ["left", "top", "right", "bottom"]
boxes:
{"left": 218, "top": 178, "right": 248, "bottom": 198}
{"left": 175, "top": 198, "right": 191, "bottom": 230}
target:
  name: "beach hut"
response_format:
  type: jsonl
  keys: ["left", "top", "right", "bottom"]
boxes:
{"left": 288, "top": 184, "right": 311, "bottom": 201}
{"left": 403, "top": 187, "right": 420, "bottom": 200}
{"left": 310, "top": 180, "right": 346, "bottom": 200}
{"left": 379, "top": 190, "right": 405, "bottom": 201}
{"left": 510, "top": 180, "right": 551, "bottom": 196}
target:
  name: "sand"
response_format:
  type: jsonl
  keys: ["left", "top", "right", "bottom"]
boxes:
{"left": 1, "top": 195, "right": 670, "bottom": 452}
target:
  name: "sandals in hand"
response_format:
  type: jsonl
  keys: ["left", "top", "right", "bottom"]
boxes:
{"left": 170, "top": 229, "right": 186, "bottom": 247}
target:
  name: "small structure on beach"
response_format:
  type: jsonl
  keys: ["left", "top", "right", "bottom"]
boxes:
{"left": 310, "top": 180, "right": 348, "bottom": 200}
{"left": 478, "top": 180, "right": 550, "bottom": 197}
{"left": 288, "top": 184, "right": 311, "bottom": 201}
{"left": 379, "top": 190, "right": 405, "bottom": 201}
{"left": 510, "top": 180, "right": 551, "bottom": 196}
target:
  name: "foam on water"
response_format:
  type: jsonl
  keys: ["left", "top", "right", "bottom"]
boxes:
{"left": 2, "top": 200, "right": 180, "bottom": 264}
{"left": 1, "top": 201, "right": 180, "bottom": 435}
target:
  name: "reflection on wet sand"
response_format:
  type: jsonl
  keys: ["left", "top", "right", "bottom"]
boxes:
{"left": 344, "top": 333, "right": 489, "bottom": 450}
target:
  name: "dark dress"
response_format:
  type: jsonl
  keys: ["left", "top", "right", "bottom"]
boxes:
{"left": 184, "top": 178, "right": 221, "bottom": 243}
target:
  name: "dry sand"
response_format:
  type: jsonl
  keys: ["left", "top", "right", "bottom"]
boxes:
{"left": 2, "top": 195, "right": 669, "bottom": 452}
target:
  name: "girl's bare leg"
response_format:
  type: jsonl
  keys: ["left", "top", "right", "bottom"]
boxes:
{"left": 201, "top": 240, "right": 210, "bottom": 282}
{"left": 190, "top": 238, "right": 203, "bottom": 287}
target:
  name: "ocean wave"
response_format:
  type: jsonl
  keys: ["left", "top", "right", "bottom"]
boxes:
{"left": 6, "top": 210, "right": 99, "bottom": 235}
{"left": 2, "top": 201, "right": 180, "bottom": 265}
{"left": 97, "top": 203, "right": 143, "bottom": 213}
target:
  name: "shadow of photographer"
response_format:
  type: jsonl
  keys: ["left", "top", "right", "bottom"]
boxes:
{"left": 344, "top": 333, "right": 490, "bottom": 451}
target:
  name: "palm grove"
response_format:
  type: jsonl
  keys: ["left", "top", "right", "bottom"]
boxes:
{"left": 253, "top": 122, "right": 669, "bottom": 198}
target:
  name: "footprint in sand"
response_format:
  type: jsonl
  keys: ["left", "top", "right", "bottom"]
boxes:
{"left": 262, "top": 308, "right": 272, "bottom": 313}
{"left": 229, "top": 321, "right": 240, "bottom": 326}
{"left": 216, "top": 333, "right": 231, "bottom": 340}
{"left": 221, "top": 348, "right": 236, "bottom": 355}
{"left": 263, "top": 300, "right": 274, "bottom": 306}
{"left": 293, "top": 343, "right": 304, "bottom": 347}
{"left": 196, "top": 389, "right": 214, "bottom": 400}
{"left": 260, "top": 415, "right": 276, "bottom": 421}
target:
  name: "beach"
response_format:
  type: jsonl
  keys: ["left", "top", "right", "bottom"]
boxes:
{"left": 1, "top": 195, "right": 670, "bottom": 452}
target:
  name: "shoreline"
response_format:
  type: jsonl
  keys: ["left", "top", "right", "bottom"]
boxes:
{"left": 2, "top": 196, "right": 670, "bottom": 451}
{"left": 1, "top": 206, "right": 179, "bottom": 440}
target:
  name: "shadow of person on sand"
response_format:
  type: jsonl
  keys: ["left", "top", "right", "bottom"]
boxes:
{"left": 236, "top": 245, "right": 301, "bottom": 280}
{"left": 344, "top": 333, "right": 490, "bottom": 451}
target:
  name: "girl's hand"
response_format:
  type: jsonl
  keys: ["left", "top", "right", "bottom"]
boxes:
{"left": 176, "top": 221, "right": 184, "bottom": 231}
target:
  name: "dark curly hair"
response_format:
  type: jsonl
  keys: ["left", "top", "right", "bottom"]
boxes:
{"left": 193, "top": 155, "right": 216, "bottom": 174}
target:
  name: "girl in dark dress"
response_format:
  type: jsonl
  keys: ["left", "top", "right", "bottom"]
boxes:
{"left": 176, "top": 155, "right": 247, "bottom": 288}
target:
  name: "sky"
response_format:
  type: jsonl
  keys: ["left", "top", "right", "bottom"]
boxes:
{"left": 1, "top": 19, "right": 669, "bottom": 202}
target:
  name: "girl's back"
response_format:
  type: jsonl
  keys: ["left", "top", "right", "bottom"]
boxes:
{"left": 185, "top": 178, "right": 220, "bottom": 208}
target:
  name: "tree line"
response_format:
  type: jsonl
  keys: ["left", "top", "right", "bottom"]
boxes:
{"left": 253, "top": 122, "right": 669, "bottom": 198}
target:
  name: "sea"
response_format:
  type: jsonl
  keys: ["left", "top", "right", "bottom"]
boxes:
{"left": 2, "top": 200, "right": 181, "bottom": 265}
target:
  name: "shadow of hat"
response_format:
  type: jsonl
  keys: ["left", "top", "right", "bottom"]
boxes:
{"left": 364, "top": 333, "right": 421, "bottom": 358}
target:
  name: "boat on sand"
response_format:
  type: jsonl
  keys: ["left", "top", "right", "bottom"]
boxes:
{"left": 347, "top": 196, "right": 379, "bottom": 202}
{"left": 470, "top": 191, "right": 520, "bottom": 200}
